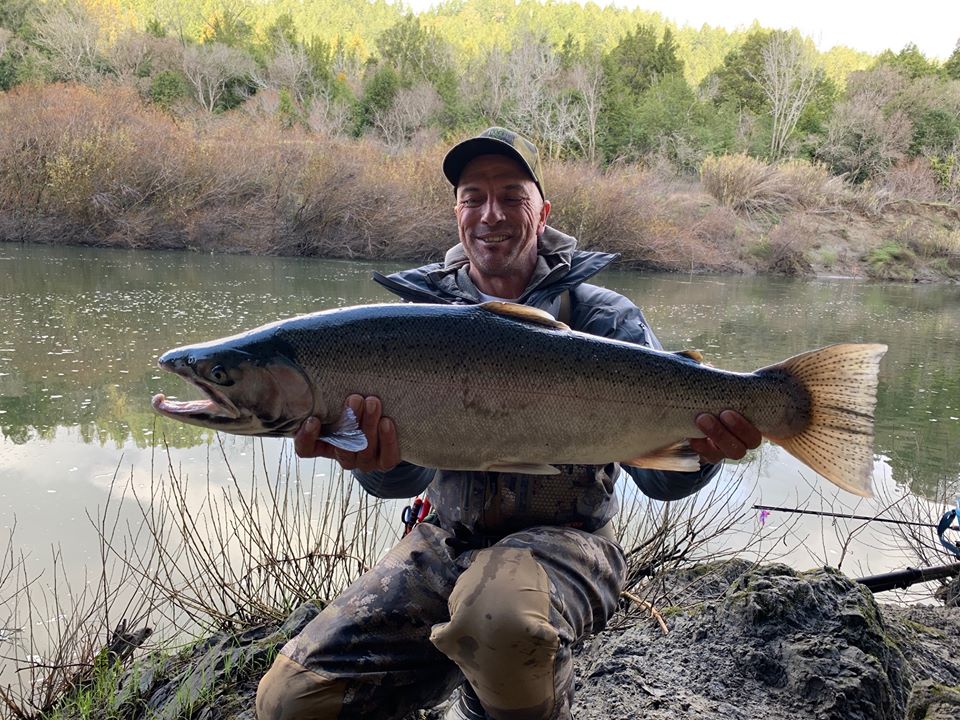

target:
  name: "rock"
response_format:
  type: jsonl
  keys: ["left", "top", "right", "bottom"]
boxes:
{"left": 906, "top": 680, "right": 960, "bottom": 719}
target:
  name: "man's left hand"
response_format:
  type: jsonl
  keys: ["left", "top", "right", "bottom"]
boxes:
{"left": 690, "top": 410, "right": 762, "bottom": 465}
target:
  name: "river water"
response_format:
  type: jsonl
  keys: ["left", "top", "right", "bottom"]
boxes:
{"left": 2, "top": 243, "right": 960, "bottom": 617}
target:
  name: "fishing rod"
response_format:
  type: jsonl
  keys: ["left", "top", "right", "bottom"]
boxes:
{"left": 856, "top": 563, "right": 960, "bottom": 593}
{"left": 752, "top": 504, "right": 952, "bottom": 529}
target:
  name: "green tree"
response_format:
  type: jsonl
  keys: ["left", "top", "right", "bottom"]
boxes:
{"left": 353, "top": 63, "right": 400, "bottom": 136}
{"left": 149, "top": 67, "right": 188, "bottom": 109}
{"left": 266, "top": 11, "right": 297, "bottom": 52}
{"left": 944, "top": 41, "right": 960, "bottom": 80}
{"left": 376, "top": 13, "right": 447, "bottom": 83}
{"left": 874, "top": 43, "right": 941, "bottom": 79}
{"left": 201, "top": 0, "right": 253, "bottom": 48}
{"left": 704, "top": 28, "right": 772, "bottom": 115}
{"left": 910, "top": 109, "right": 960, "bottom": 158}
{"left": 599, "top": 23, "right": 686, "bottom": 161}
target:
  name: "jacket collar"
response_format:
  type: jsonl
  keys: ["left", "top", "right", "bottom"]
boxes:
{"left": 373, "top": 226, "right": 619, "bottom": 304}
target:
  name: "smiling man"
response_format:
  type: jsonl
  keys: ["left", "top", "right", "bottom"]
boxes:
{"left": 255, "top": 127, "right": 761, "bottom": 720}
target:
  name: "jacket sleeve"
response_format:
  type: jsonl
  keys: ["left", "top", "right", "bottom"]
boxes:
{"left": 352, "top": 462, "right": 434, "bottom": 499}
{"left": 571, "top": 284, "right": 723, "bottom": 501}
{"left": 623, "top": 462, "right": 722, "bottom": 501}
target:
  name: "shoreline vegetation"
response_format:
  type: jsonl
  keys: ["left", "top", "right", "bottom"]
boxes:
{"left": 2, "top": 82, "right": 959, "bottom": 282}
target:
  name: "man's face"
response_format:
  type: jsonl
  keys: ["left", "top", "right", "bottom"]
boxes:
{"left": 455, "top": 154, "right": 550, "bottom": 287}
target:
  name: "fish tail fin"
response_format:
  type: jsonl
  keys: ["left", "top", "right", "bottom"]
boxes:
{"left": 763, "top": 343, "right": 887, "bottom": 498}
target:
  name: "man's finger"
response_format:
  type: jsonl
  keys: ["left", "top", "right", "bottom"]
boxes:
{"left": 378, "top": 417, "right": 401, "bottom": 470}
{"left": 355, "top": 396, "right": 382, "bottom": 466}
{"left": 689, "top": 436, "right": 723, "bottom": 465}
{"left": 294, "top": 417, "right": 322, "bottom": 457}
{"left": 695, "top": 413, "right": 748, "bottom": 460}
{"left": 719, "top": 410, "right": 762, "bottom": 449}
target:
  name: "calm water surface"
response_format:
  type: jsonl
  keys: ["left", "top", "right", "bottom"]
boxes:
{"left": 2, "top": 243, "right": 960, "bottom": 591}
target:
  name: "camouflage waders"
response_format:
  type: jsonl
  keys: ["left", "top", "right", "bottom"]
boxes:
{"left": 256, "top": 521, "right": 625, "bottom": 720}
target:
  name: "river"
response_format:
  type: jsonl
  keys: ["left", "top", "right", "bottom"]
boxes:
{"left": 2, "top": 243, "right": 960, "bottom": 624}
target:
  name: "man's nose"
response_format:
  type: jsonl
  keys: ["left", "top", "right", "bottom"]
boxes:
{"left": 480, "top": 197, "right": 506, "bottom": 224}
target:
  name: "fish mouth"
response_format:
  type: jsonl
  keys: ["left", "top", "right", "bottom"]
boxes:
{"left": 151, "top": 378, "right": 241, "bottom": 422}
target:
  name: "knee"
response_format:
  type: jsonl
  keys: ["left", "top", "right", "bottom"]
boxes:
{"left": 256, "top": 653, "right": 346, "bottom": 720}
{"left": 432, "top": 546, "right": 558, "bottom": 666}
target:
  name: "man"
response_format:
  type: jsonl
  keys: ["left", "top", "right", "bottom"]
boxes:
{"left": 256, "top": 127, "right": 761, "bottom": 720}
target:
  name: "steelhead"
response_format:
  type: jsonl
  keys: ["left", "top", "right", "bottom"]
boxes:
{"left": 152, "top": 302, "right": 887, "bottom": 497}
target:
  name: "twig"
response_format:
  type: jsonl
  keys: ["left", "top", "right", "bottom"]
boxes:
{"left": 620, "top": 591, "right": 669, "bottom": 635}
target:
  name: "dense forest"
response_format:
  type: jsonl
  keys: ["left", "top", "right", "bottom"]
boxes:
{"left": 1, "top": 0, "right": 959, "bottom": 277}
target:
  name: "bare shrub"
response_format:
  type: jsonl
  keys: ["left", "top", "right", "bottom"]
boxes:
{"left": 701, "top": 154, "right": 841, "bottom": 219}
{"left": 817, "top": 67, "right": 914, "bottom": 183}
{"left": 182, "top": 42, "right": 255, "bottom": 113}
{"left": 700, "top": 154, "right": 787, "bottom": 217}
{"left": 0, "top": 482, "right": 154, "bottom": 717}
{"left": 776, "top": 159, "right": 836, "bottom": 209}
{"left": 0, "top": 440, "right": 400, "bottom": 716}
{"left": 370, "top": 81, "right": 443, "bottom": 150}
{"left": 265, "top": 39, "right": 313, "bottom": 105}
{"left": 879, "top": 158, "right": 942, "bottom": 202}
{"left": 30, "top": 0, "right": 107, "bottom": 83}
{"left": 545, "top": 160, "right": 739, "bottom": 271}
{"left": 282, "top": 135, "right": 453, "bottom": 260}
{"left": 108, "top": 31, "right": 183, "bottom": 83}
{"left": 764, "top": 213, "right": 814, "bottom": 276}
{"left": 305, "top": 93, "right": 353, "bottom": 137}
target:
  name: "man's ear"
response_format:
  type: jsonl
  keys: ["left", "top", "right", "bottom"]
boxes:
{"left": 539, "top": 199, "right": 551, "bottom": 233}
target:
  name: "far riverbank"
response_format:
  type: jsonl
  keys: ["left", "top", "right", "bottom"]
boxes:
{"left": 2, "top": 85, "right": 959, "bottom": 283}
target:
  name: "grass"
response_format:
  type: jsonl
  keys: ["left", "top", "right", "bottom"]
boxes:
{"left": 864, "top": 242, "right": 918, "bottom": 280}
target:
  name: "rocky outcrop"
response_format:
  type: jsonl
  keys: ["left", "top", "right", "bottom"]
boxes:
{"left": 104, "top": 560, "right": 960, "bottom": 720}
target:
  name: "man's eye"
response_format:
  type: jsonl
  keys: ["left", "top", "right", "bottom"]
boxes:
{"left": 460, "top": 198, "right": 481, "bottom": 207}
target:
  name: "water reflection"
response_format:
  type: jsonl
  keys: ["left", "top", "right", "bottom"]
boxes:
{"left": 1, "top": 245, "right": 959, "bottom": 502}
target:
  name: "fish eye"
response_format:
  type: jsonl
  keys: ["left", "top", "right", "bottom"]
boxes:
{"left": 209, "top": 365, "right": 230, "bottom": 385}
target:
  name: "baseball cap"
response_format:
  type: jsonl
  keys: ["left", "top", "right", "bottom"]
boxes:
{"left": 442, "top": 127, "right": 545, "bottom": 199}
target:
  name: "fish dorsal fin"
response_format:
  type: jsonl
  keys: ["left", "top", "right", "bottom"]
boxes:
{"left": 673, "top": 349, "right": 704, "bottom": 364}
{"left": 479, "top": 301, "right": 569, "bottom": 330}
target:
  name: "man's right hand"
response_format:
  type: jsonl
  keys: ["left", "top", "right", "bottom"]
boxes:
{"left": 294, "top": 395, "right": 400, "bottom": 473}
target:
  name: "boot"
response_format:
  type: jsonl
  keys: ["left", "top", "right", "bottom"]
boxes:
{"left": 443, "top": 683, "right": 493, "bottom": 720}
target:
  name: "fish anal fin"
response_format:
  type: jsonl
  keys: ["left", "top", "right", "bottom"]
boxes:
{"left": 760, "top": 343, "right": 887, "bottom": 498}
{"left": 622, "top": 441, "right": 701, "bottom": 473}
{"left": 484, "top": 463, "right": 561, "bottom": 475}
{"left": 479, "top": 301, "right": 569, "bottom": 330}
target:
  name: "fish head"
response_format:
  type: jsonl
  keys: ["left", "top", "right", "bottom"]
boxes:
{"left": 151, "top": 342, "right": 315, "bottom": 436}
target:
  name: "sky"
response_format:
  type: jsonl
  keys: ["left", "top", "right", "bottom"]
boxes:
{"left": 408, "top": 0, "right": 960, "bottom": 61}
{"left": 626, "top": 0, "right": 959, "bottom": 60}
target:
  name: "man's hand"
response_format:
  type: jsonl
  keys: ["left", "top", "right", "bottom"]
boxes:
{"left": 689, "top": 410, "right": 762, "bottom": 465}
{"left": 294, "top": 395, "right": 400, "bottom": 473}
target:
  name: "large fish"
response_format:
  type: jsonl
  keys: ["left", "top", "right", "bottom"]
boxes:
{"left": 152, "top": 302, "right": 887, "bottom": 496}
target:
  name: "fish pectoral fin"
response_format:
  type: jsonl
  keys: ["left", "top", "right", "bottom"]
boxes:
{"left": 478, "top": 301, "right": 570, "bottom": 330}
{"left": 622, "top": 442, "right": 701, "bottom": 472}
{"left": 484, "top": 463, "right": 561, "bottom": 475}
{"left": 320, "top": 406, "right": 368, "bottom": 452}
